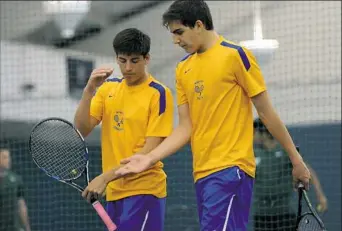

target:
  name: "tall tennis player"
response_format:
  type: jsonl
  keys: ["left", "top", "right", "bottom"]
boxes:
{"left": 115, "top": 1, "right": 311, "bottom": 231}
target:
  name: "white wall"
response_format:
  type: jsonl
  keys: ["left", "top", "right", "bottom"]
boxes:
{"left": 0, "top": 1, "right": 48, "bottom": 40}
{"left": 1, "top": 1, "right": 341, "bottom": 126}
{"left": 0, "top": 40, "right": 118, "bottom": 123}
{"left": 148, "top": 1, "right": 342, "bottom": 125}
{"left": 254, "top": 1, "right": 341, "bottom": 125}
{"left": 68, "top": 1, "right": 259, "bottom": 88}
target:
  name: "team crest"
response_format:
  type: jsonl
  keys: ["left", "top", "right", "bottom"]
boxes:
{"left": 113, "top": 111, "right": 124, "bottom": 131}
{"left": 194, "top": 80, "right": 204, "bottom": 100}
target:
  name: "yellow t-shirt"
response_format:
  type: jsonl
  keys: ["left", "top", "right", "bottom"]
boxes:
{"left": 175, "top": 36, "right": 267, "bottom": 182}
{"left": 90, "top": 75, "right": 174, "bottom": 201}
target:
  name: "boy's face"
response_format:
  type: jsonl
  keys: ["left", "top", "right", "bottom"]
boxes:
{"left": 168, "top": 21, "right": 203, "bottom": 54}
{"left": 116, "top": 54, "right": 150, "bottom": 85}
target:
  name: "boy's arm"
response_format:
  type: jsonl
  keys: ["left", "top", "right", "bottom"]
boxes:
{"left": 81, "top": 137, "right": 165, "bottom": 202}
{"left": 252, "top": 91, "right": 311, "bottom": 189}
{"left": 74, "top": 88, "right": 100, "bottom": 137}
{"left": 103, "top": 137, "right": 165, "bottom": 183}
{"left": 74, "top": 67, "right": 113, "bottom": 137}
{"left": 115, "top": 103, "right": 192, "bottom": 176}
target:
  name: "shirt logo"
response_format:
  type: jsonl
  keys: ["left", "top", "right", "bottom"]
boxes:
{"left": 113, "top": 111, "right": 124, "bottom": 131}
{"left": 194, "top": 80, "right": 204, "bottom": 100}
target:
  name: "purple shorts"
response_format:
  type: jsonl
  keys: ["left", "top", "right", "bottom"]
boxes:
{"left": 106, "top": 195, "right": 166, "bottom": 231}
{"left": 195, "top": 166, "right": 254, "bottom": 231}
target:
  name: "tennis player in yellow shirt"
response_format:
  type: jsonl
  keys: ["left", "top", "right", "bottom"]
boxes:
{"left": 74, "top": 28, "right": 173, "bottom": 231}
{"left": 116, "top": 1, "right": 311, "bottom": 231}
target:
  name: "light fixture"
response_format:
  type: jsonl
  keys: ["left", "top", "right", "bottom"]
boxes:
{"left": 43, "top": 1, "right": 91, "bottom": 38}
{"left": 239, "top": 1, "right": 279, "bottom": 65}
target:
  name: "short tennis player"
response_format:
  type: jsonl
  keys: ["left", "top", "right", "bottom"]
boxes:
{"left": 74, "top": 28, "right": 174, "bottom": 231}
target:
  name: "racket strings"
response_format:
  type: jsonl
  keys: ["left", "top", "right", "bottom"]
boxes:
{"left": 30, "top": 119, "right": 87, "bottom": 180}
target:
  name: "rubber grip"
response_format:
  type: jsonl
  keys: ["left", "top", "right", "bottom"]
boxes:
{"left": 92, "top": 201, "right": 117, "bottom": 231}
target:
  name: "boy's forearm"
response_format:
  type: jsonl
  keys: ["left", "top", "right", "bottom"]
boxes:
{"left": 102, "top": 137, "right": 165, "bottom": 183}
{"left": 148, "top": 124, "right": 191, "bottom": 164}
{"left": 139, "top": 137, "right": 165, "bottom": 155}
{"left": 103, "top": 165, "right": 125, "bottom": 183}
{"left": 74, "top": 88, "right": 94, "bottom": 136}
{"left": 257, "top": 106, "right": 303, "bottom": 165}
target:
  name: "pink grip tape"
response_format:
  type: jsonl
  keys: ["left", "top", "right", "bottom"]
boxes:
{"left": 92, "top": 201, "right": 117, "bottom": 231}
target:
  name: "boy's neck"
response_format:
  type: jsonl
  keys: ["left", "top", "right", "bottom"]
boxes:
{"left": 197, "top": 30, "right": 220, "bottom": 54}
{"left": 126, "top": 72, "right": 149, "bottom": 86}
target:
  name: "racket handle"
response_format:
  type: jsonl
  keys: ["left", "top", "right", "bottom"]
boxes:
{"left": 92, "top": 200, "right": 117, "bottom": 231}
{"left": 297, "top": 182, "right": 305, "bottom": 191}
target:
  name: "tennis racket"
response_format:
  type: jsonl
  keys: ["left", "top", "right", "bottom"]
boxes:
{"left": 29, "top": 117, "right": 117, "bottom": 231}
{"left": 296, "top": 182, "right": 327, "bottom": 231}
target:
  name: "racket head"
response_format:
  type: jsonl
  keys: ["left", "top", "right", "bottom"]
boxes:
{"left": 296, "top": 183, "right": 327, "bottom": 231}
{"left": 29, "top": 117, "right": 89, "bottom": 181}
{"left": 297, "top": 212, "right": 326, "bottom": 231}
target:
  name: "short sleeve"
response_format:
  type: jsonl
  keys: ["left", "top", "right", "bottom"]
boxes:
{"left": 146, "top": 87, "right": 174, "bottom": 137}
{"left": 90, "top": 84, "right": 106, "bottom": 122}
{"left": 175, "top": 67, "right": 188, "bottom": 105}
{"left": 234, "top": 47, "right": 267, "bottom": 97}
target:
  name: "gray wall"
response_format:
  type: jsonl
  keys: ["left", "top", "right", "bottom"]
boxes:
{"left": 69, "top": 1, "right": 341, "bottom": 125}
